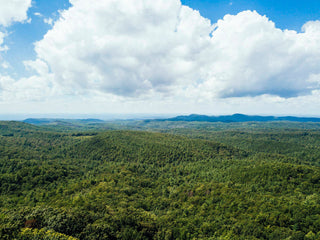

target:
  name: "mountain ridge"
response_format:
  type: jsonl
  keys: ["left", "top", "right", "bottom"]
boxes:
{"left": 23, "top": 118, "right": 105, "bottom": 125}
{"left": 152, "top": 113, "right": 320, "bottom": 123}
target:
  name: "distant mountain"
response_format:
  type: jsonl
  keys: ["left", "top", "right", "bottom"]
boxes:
{"left": 23, "top": 118, "right": 55, "bottom": 125}
{"left": 23, "top": 118, "right": 105, "bottom": 125}
{"left": 77, "top": 118, "right": 105, "bottom": 123}
{"left": 154, "top": 114, "right": 320, "bottom": 123}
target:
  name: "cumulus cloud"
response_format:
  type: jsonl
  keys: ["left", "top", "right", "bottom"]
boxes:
{"left": 0, "top": 73, "right": 54, "bottom": 102}
{"left": 197, "top": 12, "right": 320, "bottom": 98}
{"left": 0, "top": 0, "right": 32, "bottom": 27}
{"left": 3, "top": 0, "right": 320, "bottom": 104}
{"left": 34, "top": 0, "right": 212, "bottom": 97}
{"left": 29, "top": 0, "right": 320, "bottom": 100}
{"left": 24, "top": 59, "right": 49, "bottom": 76}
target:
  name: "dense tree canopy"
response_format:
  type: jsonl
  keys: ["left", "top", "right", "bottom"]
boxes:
{"left": 0, "top": 120, "right": 320, "bottom": 239}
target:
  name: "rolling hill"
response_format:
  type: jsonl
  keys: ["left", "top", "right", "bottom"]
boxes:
{"left": 0, "top": 121, "right": 320, "bottom": 239}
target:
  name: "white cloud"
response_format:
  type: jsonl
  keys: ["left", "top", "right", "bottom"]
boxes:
{"left": 24, "top": 59, "right": 49, "bottom": 76}
{"left": 2, "top": 0, "right": 320, "bottom": 116}
{"left": 44, "top": 17, "right": 53, "bottom": 26}
{"left": 29, "top": 0, "right": 320, "bottom": 101}
{"left": 34, "top": 12, "right": 42, "bottom": 17}
{"left": 0, "top": 74, "right": 54, "bottom": 102}
{"left": 34, "top": 0, "right": 212, "bottom": 97}
{"left": 34, "top": 12, "right": 54, "bottom": 26}
{"left": 0, "top": 0, "right": 32, "bottom": 27}
{"left": 192, "top": 11, "right": 320, "bottom": 98}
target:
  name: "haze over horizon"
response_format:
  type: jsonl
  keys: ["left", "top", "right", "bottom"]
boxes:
{"left": 1, "top": 0, "right": 320, "bottom": 116}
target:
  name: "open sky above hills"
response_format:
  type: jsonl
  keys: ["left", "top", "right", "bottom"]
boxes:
{"left": 1, "top": 0, "right": 320, "bottom": 116}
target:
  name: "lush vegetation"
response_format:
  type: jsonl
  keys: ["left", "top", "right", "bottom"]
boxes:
{"left": 1, "top": 120, "right": 320, "bottom": 239}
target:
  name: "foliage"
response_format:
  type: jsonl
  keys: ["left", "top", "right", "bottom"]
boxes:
{"left": 19, "top": 228, "right": 79, "bottom": 240}
{"left": 1, "top": 121, "right": 320, "bottom": 239}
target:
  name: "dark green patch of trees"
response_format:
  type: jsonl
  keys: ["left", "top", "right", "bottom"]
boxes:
{"left": 0, "top": 121, "right": 320, "bottom": 239}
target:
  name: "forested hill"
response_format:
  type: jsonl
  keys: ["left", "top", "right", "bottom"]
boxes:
{"left": 153, "top": 113, "right": 320, "bottom": 123}
{"left": 1, "top": 121, "right": 320, "bottom": 239}
{"left": 23, "top": 118, "right": 105, "bottom": 125}
{"left": 18, "top": 114, "right": 320, "bottom": 132}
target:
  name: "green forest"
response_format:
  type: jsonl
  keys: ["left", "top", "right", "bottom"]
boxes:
{"left": 1, "top": 120, "right": 320, "bottom": 239}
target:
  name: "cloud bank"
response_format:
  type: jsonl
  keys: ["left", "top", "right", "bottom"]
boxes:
{"left": 198, "top": 12, "right": 320, "bottom": 98}
{"left": 2, "top": 0, "right": 320, "bottom": 105}
{"left": 0, "top": 0, "right": 31, "bottom": 27}
{"left": 33, "top": 0, "right": 212, "bottom": 97}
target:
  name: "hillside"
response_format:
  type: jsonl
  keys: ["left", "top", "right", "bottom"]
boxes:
{"left": 0, "top": 121, "right": 320, "bottom": 239}
{"left": 156, "top": 113, "right": 320, "bottom": 123}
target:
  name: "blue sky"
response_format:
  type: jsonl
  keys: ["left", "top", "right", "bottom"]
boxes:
{"left": 182, "top": 0, "right": 320, "bottom": 31}
{"left": 1, "top": 0, "right": 320, "bottom": 117}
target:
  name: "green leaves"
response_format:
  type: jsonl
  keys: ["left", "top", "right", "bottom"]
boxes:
{"left": 1, "top": 121, "right": 320, "bottom": 239}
